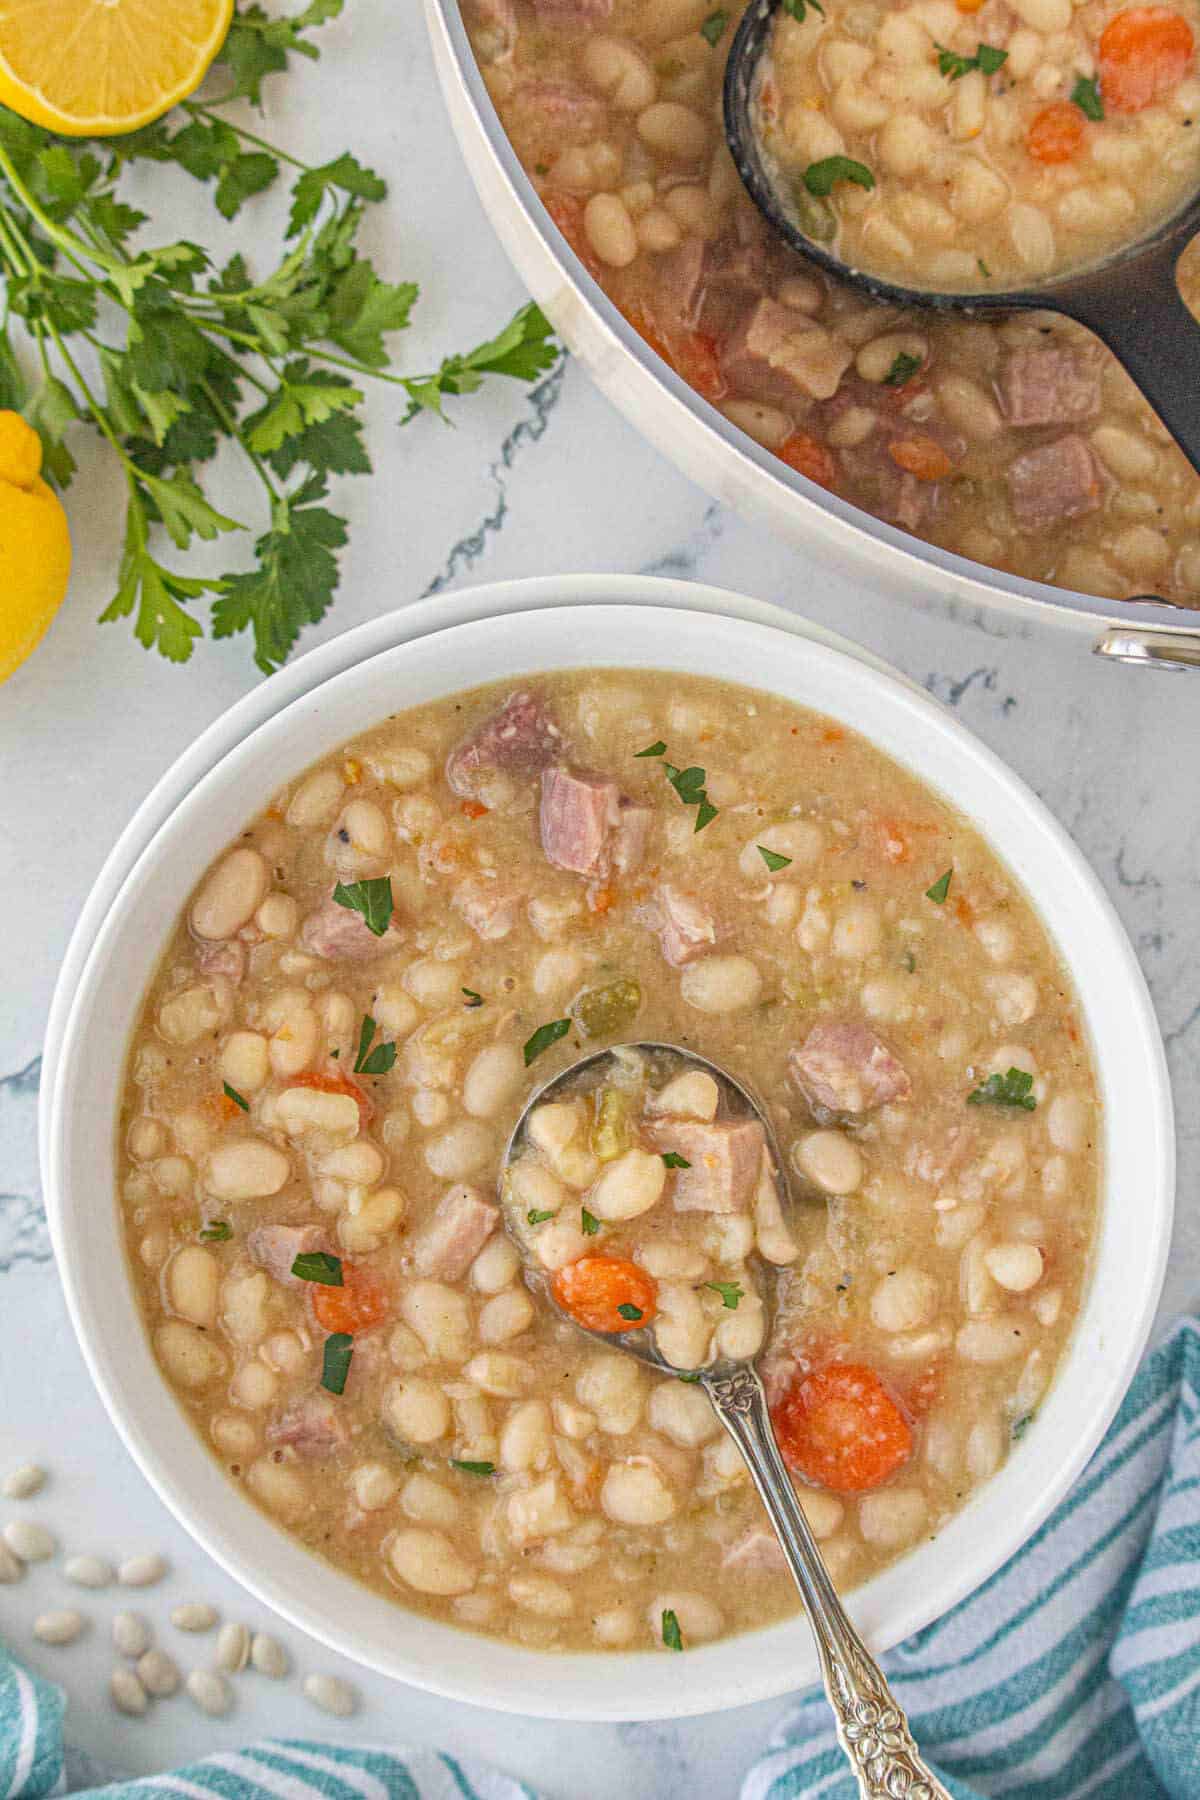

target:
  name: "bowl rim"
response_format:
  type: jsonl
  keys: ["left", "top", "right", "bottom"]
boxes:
{"left": 42, "top": 581, "right": 1174, "bottom": 1721}
{"left": 422, "top": 0, "right": 1200, "bottom": 644}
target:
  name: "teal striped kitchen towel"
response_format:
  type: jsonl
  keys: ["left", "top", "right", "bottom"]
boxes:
{"left": 1, "top": 1318, "right": 1197, "bottom": 1800}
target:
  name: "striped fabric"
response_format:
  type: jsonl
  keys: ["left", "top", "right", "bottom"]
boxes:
{"left": 1, "top": 1322, "right": 1196, "bottom": 1800}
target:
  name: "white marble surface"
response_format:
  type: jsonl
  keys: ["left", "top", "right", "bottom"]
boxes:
{"left": 1, "top": 6, "right": 1198, "bottom": 1796}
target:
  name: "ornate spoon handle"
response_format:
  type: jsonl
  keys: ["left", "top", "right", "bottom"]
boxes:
{"left": 705, "top": 1365, "right": 951, "bottom": 1800}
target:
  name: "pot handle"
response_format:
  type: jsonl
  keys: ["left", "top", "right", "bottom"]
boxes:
{"left": 1057, "top": 232, "right": 1200, "bottom": 476}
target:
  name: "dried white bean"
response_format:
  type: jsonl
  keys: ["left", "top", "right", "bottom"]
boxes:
{"left": 250, "top": 1632, "right": 290, "bottom": 1679}
{"left": 303, "top": 1672, "right": 359, "bottom": 1717}
{"left": 186, "top": 1668, "right": 233, "bottom": 1716}
{"left": 4, "top": 1520, "right": 55, "bottom": 1563}
{"left": 138, "top": 1649, "right": 181, "bottom": 1696}
{"left": 110, "top": 1667, "right": 148, "bottom": 1717}
{"left": 66, "top": 1554, "right": 115, "bottom": 1590}
{"left": 0, "top": 1543, "right": 22, "bottom": 1583}
{"left": 3, "top": 1464, "right": 45, "bottom": 1500}
{"left": 34, "top": 1610, "right": 85, "bottom": 1646}
{"left": 171, "top": 1601, "right": 218, "bottom": 1633}
{"left": 118, "top": 1552, "right": 168, "bottom": 1588}
{"left": 112, "top": 1611, "right": 152, "bottom": 1658}
{"left": 216, "top": 1621, "right": 251, "bottom": 1673}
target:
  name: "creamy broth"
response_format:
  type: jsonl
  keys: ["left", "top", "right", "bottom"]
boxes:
{"left": 118, "top": 671, "right": 1099, "bottom": 1653}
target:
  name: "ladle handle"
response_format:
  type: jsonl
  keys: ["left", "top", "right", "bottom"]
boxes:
{"left": 1056, "top": 233, "right": 1200, "bottom": 476}
{"left": 706, "top": 1367, "right": 952, "bottom": 1800}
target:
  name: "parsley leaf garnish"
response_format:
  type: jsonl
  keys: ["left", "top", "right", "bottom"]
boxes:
{"left": 662, "top": 1608, "right": 684, "bottom": 1651}
{"left": 700, "top": 8, "right": 729, "bottom": 44}
{"left": 705, "top": 1280, "right": 744, "bottom": 1310}
{"left": 199, "top": 1220, "right": 232, "bottom": 1242}
{"left": 663, "top": 759, "right": 719, "bottom": 832}
{"left": 935, "top": 41, "right": 1007, "bottom": 79}
{"left": 0, "top": 3, "right": 558, "bottom": 674}
{"left": 524, "top": 1018, "right": 571, "bottom": 1066}
{"left": 758, "top": 845, "right": 793, "bottom": 872}
{"left": 527, "top": 1208, "right": 556, "bottom": 1226}
{"left": 451, "top": 1459, "right": 496, "bottom": 1476}
{"left": 781, "top": 0, "right": 826, "bottom": 20}
{"left": 803, "top": 156, "right": 875, "bottom": 197}
{"left": 462, "top": 988, "right": 485, "bottom": 1007}
{"left": 617, "top": 1303, "right": 645, "bottom": 1322}
{"left": 662, "top": 1151, "right": 692, "bottom": 1169}
{"left": 291, "top": 1250, "right": 344, "bottom": 1285}
{"left": 925, "top": 868, "right": 953, "bottom": 904}
{"left": 353, "top": 1013, "right": 397, "bottom": 1076}
{"left": 581, "top": 1206, "right": 600, "bottom": 1236}
{"left": 978, "top": 259, "right": 991, "bottom": 279}
{"left": 222, "top": 1080, "right": 249, "bottom": 1112}
{"left": 1071, "top": 75, "right": 1105, "bottom": 119}
{"left": 883, "top": 352, "right": 923, "bottom": 388}
{"left": 321, "top": 1332, "right": 353, "bottom": 1395}
{"left": 635, "top": 740, "right": 667, "bottom": 758}
{"left": 332, "top": 876, "right": 393, "bottom": 936}
{"left": 968, "top": 1068, "right": 1037, "bottom": 1111}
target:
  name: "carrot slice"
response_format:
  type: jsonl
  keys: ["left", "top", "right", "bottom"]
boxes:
{"left": 888, "top": 436, "right": 954, "bottom": 481}
{"left": 312, "top": 1261, "right": 390, "bottom": 1335}
{"left": 673, "top": 328, "right": 727, "bottom": 404}
{"left": 772, "top": 1362, "right": 913, "bottom": 1492}
{"left": 1026, "top": 101, "right": 1086, "bottom": 163}
{"left": 288, "top": 1069, "right": 372, "bottom": 1129}
{"left": 460, "top": 799, "right": 488, "bottom": 819}
{"left": 1100, "top": 7, "right": 1194, "bottom": 111}
{"left": 552, "top": 1257, "right": 658, "bottom": 1334}
{"left": 543, "top": 191, "right": 601, "bottom": 276}
{"left": 623, "top": 301, "right": 673, "bottom": 365}
{"left": 778, "top": 431, "right": 838, "bottom": 490}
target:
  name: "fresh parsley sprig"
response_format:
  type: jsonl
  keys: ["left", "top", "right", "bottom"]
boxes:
{"left": 0, "top": 0, "right": 559, "bottom": 673}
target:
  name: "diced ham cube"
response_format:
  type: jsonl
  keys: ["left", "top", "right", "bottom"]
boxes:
{"left": 660, "top": 237, "right": 709, "bottom": 330}
{"left": 722, "top": 1527, "right": 787, "bottom": 1574}
{"left": 267, "top": 1393, "right": 349, "bottom": 1458}
{"left": 789, "top": 1021, "right": 912, "bottom": 1116}
{"left": 194, "top": 938, "right": 246, "bottom": 985}
{"left": 512, "top": 79, "right": 606, "bottom": 146}
{"left": 540, "top": 766, "right": 622, "bottom": 877}
{"left": 654, "top": 884, "right": 717, "bottom": 967}
{"left": 453, "top": 879, "right": 522, "bottom": 942}
{"left": 998, "top": 347, "right": 1100, "bottom": 429}
{"left": 301, "top": 896, "right": 399, "bottom": 962}
{"left": 248, "top": 1223, "right": 327, "bottom": 1287}
{"left": 1007, "top": 435, "right": 1103, "bottom": 532}
{"left": 532, "top": 0, "right": 613, "bottom": 20}
{"left": 722, "top": 298, "right": 852, "bottom": 408}
{"left": 446, "top": 689, "right": 564, "bottom": 803}
{"left": 412, "top": 1185, "right": 499, "bottom": 1280}
{"left": 649, "top": 1118, "right": 766, "bottom": 1213}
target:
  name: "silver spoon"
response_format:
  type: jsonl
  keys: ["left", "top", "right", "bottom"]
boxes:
{"left": 501, "top": 1041, "right": 950, "bottom": 1800}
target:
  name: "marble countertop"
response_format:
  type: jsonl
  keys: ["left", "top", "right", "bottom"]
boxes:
{"left": 1, "top": 6, "right": 1197, "bottom": 1796}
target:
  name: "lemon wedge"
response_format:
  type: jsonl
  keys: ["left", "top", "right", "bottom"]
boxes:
{"left": 0, "top": 0, "right": 234, "bottom": 138}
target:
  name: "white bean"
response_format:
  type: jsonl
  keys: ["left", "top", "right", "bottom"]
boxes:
{"left": 190, "top": 848, "right": 268, "bottom": 941}
{"left": 112, "top": 1611, "right": 152, "bottom": 1657}
{"left": 204, "top": 1140, "right": 290, "bottom": 1200}
{"left": 985, "top": 1243, "right": 1044, "bottom": 1292}
{"left": 680, "top": 955, "right": 762, "bottom": 1013}
{"left": 463, "top": 1043, "right": 523, "bottom": 1119}
{"left": 587, "top": 1147, "right": 667, "bottom": 1221}
{"left": 384, "top": 1377, "right": 450, "bottom": 1444}
{"left": 831, "top": 898, "right": 881, "bottom": 959}
{"left": 647, "top": 1590, "right": 723, "bottom": 1642}
{"left": 246, "top": 1456, "right": 308, "bottom": 1520}
{"left": 287, "top": 768, "right": 344, "bottom": 829}
{"left": 167, "top": 1246, "right": 220, "bottom": 1330}
{"left": 390, "top": 1528, "right": 476, "bottom": 1595}
{"left": 648, "top": 1380, "right": 719, "bottom": 1447}
{"left": 64, "top": 1554, "right": 113, "bottom": 1589}
{"left": 220, "top": 1031, "right": 270, "bottom": 1095}
{"left": 3, "top": 1463, "right": 45, "bottom": 1499}
{"left": 171, "top": 1601, "right": 217, "bottom": 1632}
{"left": 870, "top": 1266, "right": 937, "bottom": 1333}
{"left": 186, "top": 1669, "right": 233, "bottom": 1717}
{"left": 303, "top": 1673, "right": 359, "bottom": 1717}
{"left": 118, "top": 1551, "right": 168, "bottom": 1588}
{"left": 471, "top": 1234, "right": 521, "bottom": 1293}
{"left": 602, "top": 1458, "right": 677, "bottom": 1525}
{"left": 647, "top": 1070, "right": 720, "bottom": 1120}
{"left": 403, "top": 1282, "right": 472, "bottom": 1362}
{"left": 251, "top": 1633, "right": 290, "bottom": 1678}
{"left": 858, "top": 1487, "right": 928, "bottom": 1547}
{"left": 654, "top": 1280, "right": 711, "bottom": 1369}
{"left": 583, "top": 36, "right": 657, "bottom": 110}
{"left": 110, "top": 1667, "right": 148, "bottom": 1716}
{"left": 956, "top": 1316, "right": 1027, "bottom": 1364}
{"left": 35, "top": 1610, "right": 85, "bottom": 1646}
{"left": 156, "top": 1321, "right": 226, "bottom": 1390}
{"left": 137, "top": 1649, "right": 180, "bottom": 1696}
{"left": 637, "top": 100, "right": 709, "bottom": 160}
{"left": 576, "top": 1353, "right": 644, "bottom": 1434}
{"left": 479, "top": 1288, "right": 534, "bottom": 1344}
{"left": 216, "top": 1621, "right": 251, "bottom": 1673}
{"left": 4, "top": 1519, "right": 55, "bottom": 1563}
{"left": 795, "top": 1130, "right": 863, "bottom": 1196}
{"left": 401, "top": 1473, "right": 462, "bottom": 1529}
{"left": 584, "top": 193, "right": 638, "bottom": 268}
{"left": 425, "top": 1120, "right": 493, "bottom": 1180}
{"left": 500, "top": 1399, "right": 553, "bottom": 1473}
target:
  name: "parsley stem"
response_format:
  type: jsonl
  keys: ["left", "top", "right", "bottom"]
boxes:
{"left": 43, "top": 314, "right": 134, "bottom": 472}
{"left": 187, "top": 313, "right": 415, "bottom": 389}
{"left": 182, "top": 102, "right": 313, "bottom": 173}
{"left": 0, "top": 146, "right": 118, "bottom": 282}
{"left": 201, "top": 373, "right": 281, "bottom": 501}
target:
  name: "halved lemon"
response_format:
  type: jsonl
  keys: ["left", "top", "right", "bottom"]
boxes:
{"left": 0, "top": 0, "right": 234, "bottom": 138}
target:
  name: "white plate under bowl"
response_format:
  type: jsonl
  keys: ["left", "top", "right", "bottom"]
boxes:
{"left": 42, "top": 580, "right": 1173, "bottom": 1720}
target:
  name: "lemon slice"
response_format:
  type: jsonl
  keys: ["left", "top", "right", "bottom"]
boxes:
{"left": 0, "top": 0, "right": 234, "bottom": 138}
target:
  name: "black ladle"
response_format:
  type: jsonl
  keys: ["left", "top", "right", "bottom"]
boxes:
{"left": 724, "top": 0, "right": 1200, "bottom": 474}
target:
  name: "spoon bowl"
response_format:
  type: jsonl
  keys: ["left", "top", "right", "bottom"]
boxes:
{"left": 724, "top": 0, "right": 1200, "bottom": 474}
{"left": 500, "top": 1038, "right": 953, "bottom": 1798}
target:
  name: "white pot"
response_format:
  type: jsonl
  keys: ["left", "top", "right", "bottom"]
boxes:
{"left": 42, "top": 576, "right": 1173, "bottom": 1720}
{"left": 421, "top": 0, "right": 1200, "bottom": 673}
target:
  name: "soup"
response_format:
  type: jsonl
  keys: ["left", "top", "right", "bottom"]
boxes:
{"left": 754, "top": 0, "right": 1200, "bottom": 291}
{"left": 465, "top": 0, "right": 1200, "bottom": 606}
{"left": 118, "top": 671, "right": 1099, "bottom": 1653}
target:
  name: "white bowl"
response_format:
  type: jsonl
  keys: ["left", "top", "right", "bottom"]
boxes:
{"left": 43, "top": 580, "right": 1173, "bottom": 1720}
{"left": 421, "top": 0, "right": 1200, "bottom": 672}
